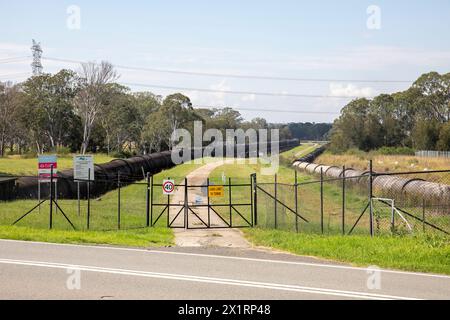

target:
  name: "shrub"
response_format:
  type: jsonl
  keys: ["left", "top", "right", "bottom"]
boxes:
{"left": 111, "top": 151, "right": 134, "bottom": 159}
{"left": 22, "top": 152, "right": 38, "bottom": 159}
{"left": 376, "top": 146, "right": 415, "bottom": 156}
{"left": 56, "top": 146, "right": 71, "bottom": 155}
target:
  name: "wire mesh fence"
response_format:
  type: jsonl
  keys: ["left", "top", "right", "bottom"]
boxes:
{"left": 0, "top": 172, "right": 254, "bottom": 231}
{"left": 254, "top": 167, "right": 450, "bottom": 237}
{"left": 1, "top": 165, "right": 450, "bottom": 237}
{"left": 0, "top": 173, "right": 162, "bottom": 232}
{"left": 371, "top": 170, "right": 450, "bottom": 236}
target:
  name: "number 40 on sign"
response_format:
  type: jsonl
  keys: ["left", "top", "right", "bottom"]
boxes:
{"left": 163, "top": 180, "right": 175, "bottom": 195}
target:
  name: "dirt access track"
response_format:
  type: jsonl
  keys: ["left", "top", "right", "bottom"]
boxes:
{"left": 170, "top": 160, "right": 251, "bottom": 248}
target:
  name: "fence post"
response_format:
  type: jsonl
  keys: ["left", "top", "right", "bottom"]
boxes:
{"left": 342, "top": 165, "right": 346, "bottom": 235}
{"left": 49, "top": 165, "right": 54, "bottom": 230}
{"left": 77, "top": 181, "right": 80, "bottom": 217}
{"left": 253, "top": 174, "right": 258, "bottom": 227}
{"left": 422, "top": 199, "right": 426, "bottom": 233}
{"left": 320, "top": 167, "right": 324, "bottom": 234}
{"left": 250, "top": 175, "right": 254, "bottom": 227}
{"left": 184, "top": 178, "right": 188, "bottom": 229}
{"left": 295, "top": 170, "right": 299, "bottom": 233}
{"left": 207, "top": 178, "right": 211, "bottom": 228}
{"left": 229, "top": 178, "right": 233, "bottom": 228}
{"left": 146, "top": 173, "right": 150, "bottom": 227}
{"left": 118, "top": 171, "right": 121, "bottom": 230}
{"left": 167, "top": 177, "right": 171, "bottom": 228}
{"left": 87, "top": 169, "right": 91, "bottom": 230}
{"left": 369, "top": 160, "right": 374, "bottom": 237}
{"left": 391, "top": 202, "right": 396, "bottom": 234}
{"left": 150, "top": 175, "right": 154, "bottom": 227}
{"left": 274, "top": 174, "right": 278, "bottom": 229}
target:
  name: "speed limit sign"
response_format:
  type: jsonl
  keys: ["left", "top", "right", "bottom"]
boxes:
{"left": 163, "top": 180, "right": 175, "bottom": 195}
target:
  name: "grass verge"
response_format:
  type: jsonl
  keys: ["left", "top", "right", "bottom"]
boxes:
{"left": 0, "top": 225, "right": 173, "bottom": 247}
{"left": 244, "top": 228, "right": 450, "bottom": 275}
{"left": 0, "top": 153, "right": 115, "bottom": 176}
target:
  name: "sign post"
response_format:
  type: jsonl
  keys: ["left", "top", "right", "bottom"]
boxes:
{"left": 13, "top": 155, "right": 75, "bottom": 230}
{"left": 38, "top": 155, "right": 58, "bottom": 213}
{"left": 74, "top": 155, "right": 94, "bottom": 216}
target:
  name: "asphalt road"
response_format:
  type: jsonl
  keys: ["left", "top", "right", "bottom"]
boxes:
{"left": 0, "top": 239, "right": 449, "bottom": 300}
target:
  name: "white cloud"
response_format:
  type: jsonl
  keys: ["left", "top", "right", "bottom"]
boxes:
{"left": 208, "top": 79, "right": 230, "bottom": 104}
{"left": 329, "top": 83, "right": 375, "bottom": 98}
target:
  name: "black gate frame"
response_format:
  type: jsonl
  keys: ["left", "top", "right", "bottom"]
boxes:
{"left": 150, "top": 175, "right": 255, "bottom": 230}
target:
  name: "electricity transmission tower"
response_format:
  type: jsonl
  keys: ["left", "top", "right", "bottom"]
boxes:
{"left": 31, "top": 39, "right": 43, "bottom": 76}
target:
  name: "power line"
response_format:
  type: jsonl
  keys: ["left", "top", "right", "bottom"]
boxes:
{"left": 42, "top": 56, "right": 370, "bottom": 99}
{"left": 120, "top": 81, "right": 371, "bottom": 99}
{"left": 0, "top": 57, "right": 31, "bottom": 65}
{"left": 41, "top": 56, "right": 412, "bottom": 84}
{"left": 195, "top": 105, "right": 340, "bottom": 115}
{"left": 0, "top": 72, "right": 31, "bottom": 79}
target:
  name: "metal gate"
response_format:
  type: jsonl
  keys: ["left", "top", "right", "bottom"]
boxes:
{"left": 149, "top": 174, "right": 256, "bottom": 229}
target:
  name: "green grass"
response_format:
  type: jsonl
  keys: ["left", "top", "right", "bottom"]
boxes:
{"left": 0, "top": 160, "right": 206, "bottom": 230}
{"left": 209, "top": 158, "right": 370, "bottom": 234}
{"left": 0, "top": 160, "right": 209, "bottom": 245}
{"left": 244, "top": 228, "right": 450, "bottom": 275}
{"left": 0, "top": 153, "right": 115, "bottom": 176}
{"left": 0, "top": 225, "right": 173, "bottom": 247}
{"left": 280, "top": 143, "right": 321, "bottom": 164}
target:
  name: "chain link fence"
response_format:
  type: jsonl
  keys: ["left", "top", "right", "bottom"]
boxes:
{"left": 255, "top": 167, "right": 450, "bottom": 237}
{"left": 0, "top": 173, "right": 187, "bottom": 232}
{"left": 2, "top": 166, "right": 450, "bottom": 237}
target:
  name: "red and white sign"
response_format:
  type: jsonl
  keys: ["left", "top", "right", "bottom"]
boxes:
{"left": 38, "top": 155, "right": 58, "bottom": 183}
{"left": 163, "top": 180, "right": 175, "bottom": 195}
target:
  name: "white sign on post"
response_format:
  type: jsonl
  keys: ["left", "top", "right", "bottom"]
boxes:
{"left": 163, "top": 180, "right": 175, "bottom": 195}
{"left": 74, "top": 155, "right": 94, "bottom": 181}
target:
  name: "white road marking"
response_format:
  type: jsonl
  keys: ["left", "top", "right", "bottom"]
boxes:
{"left": 1, "top": 239, "right": 448, "bottom": 280}
{"left": 0, "top": 258, "right": 419, "bottom": 300}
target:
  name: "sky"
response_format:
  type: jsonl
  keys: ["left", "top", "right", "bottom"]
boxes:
{"left": 1, "top": 0, "right": 450, "bottom": 123}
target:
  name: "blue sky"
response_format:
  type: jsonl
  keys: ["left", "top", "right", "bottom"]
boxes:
{"left": 1, "top": 0, "right": 450, "bottom": 123}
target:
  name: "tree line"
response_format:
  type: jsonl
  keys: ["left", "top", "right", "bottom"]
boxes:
{"left": 0, "top": 62, "right": 329, "bottom": 157}
{"left": 330, "top": 72, "right": 450, "bottom": 153}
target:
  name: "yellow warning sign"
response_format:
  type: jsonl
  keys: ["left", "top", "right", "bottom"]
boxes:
{"left": 208, "top": 186, "right": 224, "bottom": 198}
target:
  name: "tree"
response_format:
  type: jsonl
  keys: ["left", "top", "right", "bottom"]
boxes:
{"left": 74, "top": 61, "right": 118, "bottom": 154}
{"left": 21, "top": 70, "right": 80, "bottom": 153}
{"left": 100, "top": 84, "right": 140, "bottom": 154}
{"left": 436, "top": 122, "right": 450, "bottom": 151}
{"left": 412, "top": 119, "right": 441, "bottom": 150}
{"left": 330, "top": 98, "right": 372, "bottom": 151}
{"left": 141, "top": 110, "right": 171, "bottom": 153}
{"left": 0, "top": 82, "right": 22, "bottom": 156}
{"left": 160, "top": 93, "right": 201, "bottom": 149}
{"left": 329, "top": 72, "right": 450, "bottom": 152}
{"left": 413, "top": 72, "right": 450, "bottom": 122}
{"left": 287, "top": 122, "right": 332, "bottom": 141}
